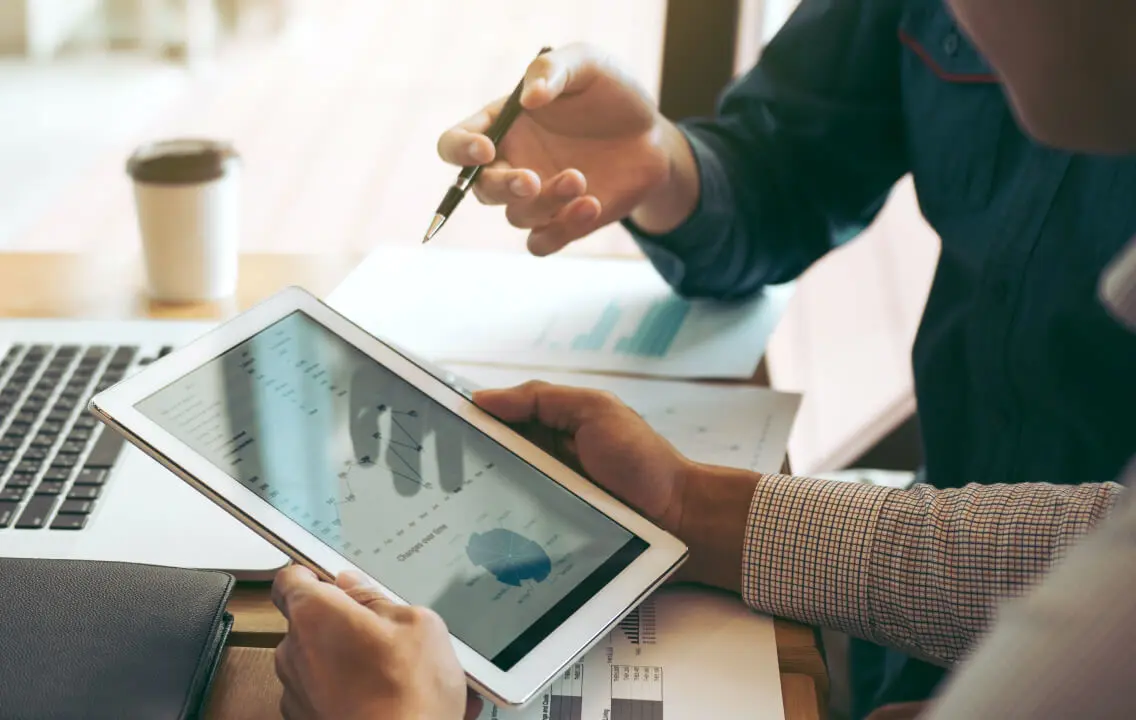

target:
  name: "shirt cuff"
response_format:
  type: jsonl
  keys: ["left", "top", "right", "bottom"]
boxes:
{"left": 621, "top": 126, "right": 738, "bottom": 262}
{"left": 741, "top": 474, "right": 890, "bottom": 637}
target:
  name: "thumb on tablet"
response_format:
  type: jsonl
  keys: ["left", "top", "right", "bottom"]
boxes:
{"left": 473, "top": 382, "right": 611, "bottom": 434}
{"left": 336, "top": 571, "right": 393, "bottom": 613}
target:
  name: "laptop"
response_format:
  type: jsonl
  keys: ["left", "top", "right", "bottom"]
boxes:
{"left": 0, "top": 318, "right": 287, "bottom": 580}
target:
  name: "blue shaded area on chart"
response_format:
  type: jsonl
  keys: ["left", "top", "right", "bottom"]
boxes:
{"left": 565, "top": 298, "right": 692, "bottom": 358}
{"left": 466, "top": 529, "right": 552, "bottom": 587}
{"left": 614, "top": 297, "right": 691, "bottom": 358}
{"left": 571, "top": 303, "right": 622, "bottom": 351}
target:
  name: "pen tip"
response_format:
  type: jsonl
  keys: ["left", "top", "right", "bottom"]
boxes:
{"left": 423, "top": 214, "right": 445, "bottom": 244}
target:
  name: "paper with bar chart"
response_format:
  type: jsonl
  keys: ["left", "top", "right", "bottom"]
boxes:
{"left": 326, "top": 246, "right": 794, "bottom": 379}
{"left": 475, "top": 586, "right": 784, "bottom": 719}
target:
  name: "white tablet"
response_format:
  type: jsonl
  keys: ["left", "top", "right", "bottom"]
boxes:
{"left": 88, "top": 286, "right": 688, "bottom": 709}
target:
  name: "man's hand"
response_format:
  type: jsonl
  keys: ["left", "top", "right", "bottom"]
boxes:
{"left": 436, "top": 43, "right": 698, "bottom": 255}
{"left": 473, "top": 381, "right": 692, "bottom": 533}
{"left": 474, "top": 381, "right": 762, "bottom": 594}
{"left": 272, "top": 565, "right": 481, "bottom": 720}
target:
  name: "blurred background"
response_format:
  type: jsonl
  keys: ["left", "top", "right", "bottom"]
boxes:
{"left": 0, "top": 0, "right": 939, "bottom": 525}
{"left": 0, "top": 1, "right": 943, "bottom": 714}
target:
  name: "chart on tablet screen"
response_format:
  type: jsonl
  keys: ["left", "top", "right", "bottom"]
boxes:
{"left": 136, "top": 311, "right": 638, "bottom": 659}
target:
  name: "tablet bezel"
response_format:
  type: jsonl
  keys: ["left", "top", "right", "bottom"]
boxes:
{"left": 88, "top": 285, "right": 688, "bottom": 709}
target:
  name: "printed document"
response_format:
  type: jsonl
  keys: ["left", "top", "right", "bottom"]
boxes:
{"left": 446, "top": 364, "right": 800, "bottom": 475}
{"left": 326, "top": 246, "right": 794, "bottom": 379}
{"left": 476, "top": 586, "right": 785, "bottom": 719}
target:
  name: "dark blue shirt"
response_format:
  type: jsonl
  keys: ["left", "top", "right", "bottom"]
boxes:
{"left": 624, "top": 0, "right": 1136, "bottom": 713}
{"left": 628, "top": 0, "right": 1136, "bottom": 491}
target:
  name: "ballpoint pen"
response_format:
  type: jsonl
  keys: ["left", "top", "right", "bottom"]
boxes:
{"left": 423, "top": 46, "right": 553, "bottom": 243}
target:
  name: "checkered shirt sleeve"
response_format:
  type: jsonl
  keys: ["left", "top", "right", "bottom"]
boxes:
{"left": 740, "top": 475, "right": 1124, "bottom": 666}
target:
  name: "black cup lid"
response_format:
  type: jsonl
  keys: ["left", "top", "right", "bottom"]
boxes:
{"left": 126, "top": 139, "right": 239, "bottom": 185}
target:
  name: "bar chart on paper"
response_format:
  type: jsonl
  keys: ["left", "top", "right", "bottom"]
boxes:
{"left": 611, "top": 665, "right": 664, "bottom": 720}
{"left": 326, "top": 247, "right": 795, "bottom": 380}
{"left": 562, "top": 298, "right": 690, "bottom": 358}
{"left": 475, "top": 587, "right": 784, "bottom": 719}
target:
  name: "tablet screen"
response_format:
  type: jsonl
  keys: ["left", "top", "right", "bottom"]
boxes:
{"left": 135, "top": 311, "right": 647, "bottom": 670}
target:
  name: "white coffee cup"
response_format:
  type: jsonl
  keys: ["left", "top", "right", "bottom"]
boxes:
{"left": 127, "top": 139, "right": 241, "bottom": 302}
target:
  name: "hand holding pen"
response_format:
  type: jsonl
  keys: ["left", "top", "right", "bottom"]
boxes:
{"left": 428, "top": 44, "right": 681, "bottom": 254}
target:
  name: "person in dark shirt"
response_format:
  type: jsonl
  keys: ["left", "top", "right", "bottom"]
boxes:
{"left": 433, "top": 1, "right": 1136, "bottom": 715}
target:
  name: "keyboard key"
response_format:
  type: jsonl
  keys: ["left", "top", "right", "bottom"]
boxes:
{"left": 84, "top": 431, "right": 125, "bottom": 469}
{"left": 42, "top": 467, "right": 71, "bottom": 482}
{"left": 6, "top": 474, "right": 33, "bottom": 488}
{"left": 0, "top": 501, "right": 17, "bottom": 528}
{"left": 58, "top": 440, "right": 85, "bottom": 455}
{"left": 31, "top": 433, "right": 56, "bottom": 448}
{"left": 15, "top": 495, "right": 57, "bottom": 528}
{"left": 0, "top": 449, "right": 13, "bottom": 464}
{"left": 15, "top": 459, "right": 41, "bottom": 475}
{"left": 39, "top": 421, "right": 63, "bottom": 435}
{"left": 0, "top": 486, "right": 25, "bottom": 501}
{"left": 58, "top": 499, "right": 93, "bottom": 515}
{"left": 57, "top": 345, "right": 80, "bottom": 357}
{"left": 52, "top": 453, "right": 79, "bottom": 468}
{"left": 68, "top": 485, "right": 100, "bottom": 500}
{"left": 66, "top": 427, "right": 92, "bottom": 443}
{"left": 74, "top": 415, "right": 97, "bottom": 430}
{"left": 49, "top": 454, "right": 78, "bottom": 470}
{"left": 50, "top": 513, "right": 87, "bottom": 530}
{"left": 108, "top": 346, "right": 138, "bottom": 369}
{"left": 21, "top": 447, "right": 48, "bottom": 462}
{"left": 74, "top": 469, "right": 107, "bottom": 486}
{"left": 35, "top": 481, "right": 66, "bottom": 495}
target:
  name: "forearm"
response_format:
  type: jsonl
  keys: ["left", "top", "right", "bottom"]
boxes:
{"left": 924, "top": 463, "right": 1136, "bottom": 718}
{"left": 622, "top": 0, "right": 910, "bottom": 300}
{"left": 624, "top": 121, "right": 838, "bottom": 301}
{"left": 627, "top": 120, "right": 700, "bottom": 236}
{"left": 679, "top": 466, "right": 1124, "bottom": 666}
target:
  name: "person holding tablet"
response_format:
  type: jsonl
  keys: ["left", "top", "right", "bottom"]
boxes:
{"left": 271, "top": 2, "right": 1136, "bottom": 716}
{"left": 435, "top": 4, "right": 1136, "bottom": 715}
{"left": 272, "top": 372, "right": 1125, "bottom": 718}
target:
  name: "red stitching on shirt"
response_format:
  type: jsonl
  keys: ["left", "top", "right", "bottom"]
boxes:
{"left": 897, "top": 28, "right": 998, "bottom": 84}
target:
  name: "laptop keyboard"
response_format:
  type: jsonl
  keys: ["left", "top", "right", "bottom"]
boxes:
{"left": 0, "top": 343, "right": 169, "bottom": 531}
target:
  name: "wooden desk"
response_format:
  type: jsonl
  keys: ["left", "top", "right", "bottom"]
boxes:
{"left": 0, "top": 250, "right": 827, "bottom": 719}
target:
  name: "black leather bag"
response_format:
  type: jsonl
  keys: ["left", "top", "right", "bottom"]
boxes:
{"left": 0, "top": 558, "right": 234, "bottom": 719}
